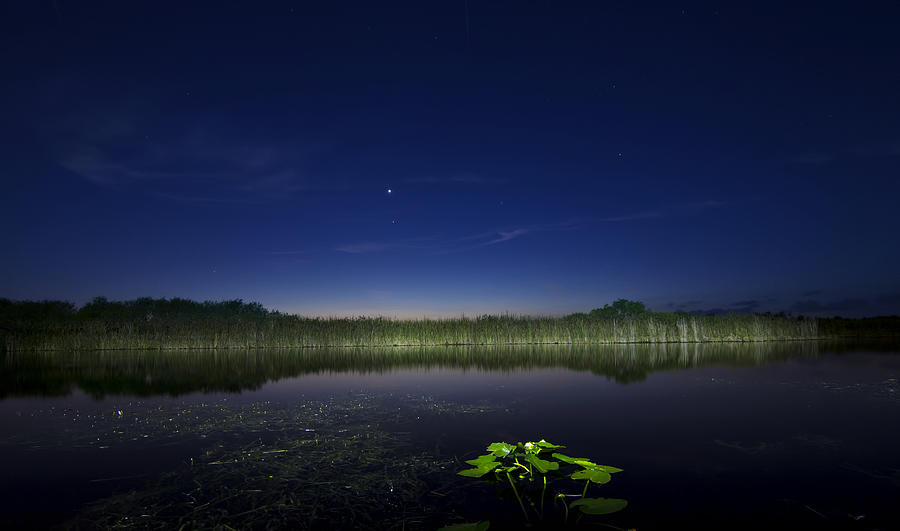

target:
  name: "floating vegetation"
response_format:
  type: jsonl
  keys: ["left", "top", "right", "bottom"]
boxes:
{"left": 777, "top": 375, "right": 900, "bottom": 407}
{"left": 0, "top": 392, "right": 509, "bottom": 451}
{"left": 453, "top": 440, "right": 626, "bottom": 528}
{"left": 712, "top": 434, "right": 843, "bottom": 457}
{"left": 790, "top": 433, "right": 841, "bottom": 452}
{"left": 404, "top": 394, "right": 513, "bottom": 417}
{"left": 840, "top": 462, "right": 900, "bottom": 488}
{"left": 75, "top": 432, "right": 452, "bottom": 529}
{"left": 54, "top": 393, "right": 498, "bottom": 529}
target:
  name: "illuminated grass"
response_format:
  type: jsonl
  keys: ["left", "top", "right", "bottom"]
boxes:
{"left": 0, "top": 297, "right": 829, "bottom": 351}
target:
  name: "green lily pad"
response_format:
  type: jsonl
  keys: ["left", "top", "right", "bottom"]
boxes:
{"left": 525, "top": 453, "right": 560, "bottom": 473}
{"left": 570, "top": 467, "right": 611, "bottom": 484}
{"left": 552, "top": 453, "right": 598, "bottom": 468}
{"left": 536, "top": 439, "right": 564, "bottom": 449}
{"left": 458, "top": 462, "right": 500, "bottom": 477}
{"left": 465, "top": 454, "right": 497, "bottom": 466}
{"left": 487, "top": 442, "right": 515, "bottom": 457}
{"left": 569, "top": 497, "right": 628, "bottom": 515}
{"left": 437, "top": 521, "right": 490, "bottom": 531}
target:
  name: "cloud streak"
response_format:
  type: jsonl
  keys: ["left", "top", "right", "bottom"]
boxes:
{"left": 404, "top": 172, "right": 500, "bottom": 185}
{"left": 790, "top": 137, "right": 900, "bottom": 166}
{"left": 335, "top": 242, "right": 395, "bottom": 254}
{"left": 41, "top": 95, "right": 330, "bottom": 202}
{"left": 483, "top": 228, "right": 531, "bottom": 245}
{"left": 592, "top": 199, "right": 725, "bottom": 223}
{"left": 60, "top": 142, "right": 312, "bottom": 202}
{"left": 597, "top": 211, "right": 662, "bottom": 222}
{"left": 335, "top": 220, "right": 580, "bottom": 256}
{"left": 333, "top": 202, "right": 727, "bottom": 258}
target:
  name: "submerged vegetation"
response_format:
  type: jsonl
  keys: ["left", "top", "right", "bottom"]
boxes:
{"left": 44, "top": 393, "right": 478, "bottom": 530}
{"left": 0, "top": 296, "right": 894, "bottom": 351}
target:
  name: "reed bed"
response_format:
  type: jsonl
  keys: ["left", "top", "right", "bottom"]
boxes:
{"left": 0, "top": 297, "right": 827, "bottom": 351}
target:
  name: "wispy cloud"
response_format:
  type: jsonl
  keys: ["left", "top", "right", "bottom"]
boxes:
{"left": 790, "top": 137, "right": 900, "bottom": 166}
{"left": 437, "top": 220, "right": 583, "bottom": 254}
{"left": 60, "top": 141, "right": 313, "bottom": 202}
{"left": 404, "top": 172, "right": 499, "bottom": 185}
{"left": 60, "top": 150, "right": 197, "bottom": 185}
{"left": 335, "top": 221, "right": 579, "bottom": 256}
{"left": 594, "top": 200, "right": 724, "bottom": 223}
{"left": 483, "top": 228, "right": 531, "bottom": 245}
{"left": 154, "top": 193, "right": 265, "bottom": 205}
{"left": 790, "top": 298, "right": 869, "bottom": 314}
{"left": 335, "top": 242, "right": 394, "bottom": 254}
{"left": 42, "top": 95, "right": 329, "bottom": 202}
{"left": 333, "top": 200, "right": 725, "bottom": 258}
{"left": 597, "top": 211, "right": 662, "bottom": 222}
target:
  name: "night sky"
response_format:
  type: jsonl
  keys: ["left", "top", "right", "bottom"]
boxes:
{"left": 2, "top": 2, "right": 899, "bottom": 317}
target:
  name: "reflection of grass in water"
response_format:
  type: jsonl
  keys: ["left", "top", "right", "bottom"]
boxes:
{"left": 67, "top": 395, "right": 498, "bottom": 530}
{"left": 1, "top": 341, "right": 823, "bottom": 398}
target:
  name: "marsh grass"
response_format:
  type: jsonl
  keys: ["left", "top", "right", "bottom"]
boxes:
{"left": 0, "top": 297, "right": 826, "bottom": 351}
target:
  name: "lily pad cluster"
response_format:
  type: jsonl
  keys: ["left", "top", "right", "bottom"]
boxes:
{"left": 449, "top": 439, "right": 627, "bottom": 527}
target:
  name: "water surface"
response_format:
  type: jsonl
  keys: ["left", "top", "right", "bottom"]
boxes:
{"left": 1, "top": 342, "right": 898, "bottom": 529}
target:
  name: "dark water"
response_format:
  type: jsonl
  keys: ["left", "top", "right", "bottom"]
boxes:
{"left": 1, "top": 342, "right": 898, "bottom": 530}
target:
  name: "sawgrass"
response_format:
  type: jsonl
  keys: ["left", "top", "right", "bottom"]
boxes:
{"left": 0, "top": 296, "right": 829, "bottom": 351}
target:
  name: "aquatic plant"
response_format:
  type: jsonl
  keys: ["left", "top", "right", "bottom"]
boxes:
{"left": 63, "top": 394, "right": 474, "bottom": 530}
{"left": 438, "top": 522, "right": 490, "bottom": 531}
{"left": 454, "top": 439, "right": 627, "bottom": 526}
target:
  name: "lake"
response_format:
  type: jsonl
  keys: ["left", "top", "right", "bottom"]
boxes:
{"left": 1, "top": 341, "right": 898, "bottom": 530}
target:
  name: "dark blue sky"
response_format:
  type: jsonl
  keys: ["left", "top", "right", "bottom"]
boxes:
{"left": 2, "top": 2, "right": 899, "bottom": 317}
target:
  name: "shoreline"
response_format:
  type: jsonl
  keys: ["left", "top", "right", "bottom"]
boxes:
{"left": 7, "top": 335, "right": 900, "bottom": 352}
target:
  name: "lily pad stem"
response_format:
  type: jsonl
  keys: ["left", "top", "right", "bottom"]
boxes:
{"left": 558, "top": 494, "right": 569, "bottom": 524}
{"left": 506, "top": 470, "right": 529, "bottom": 521}
{"left": 540, "top": 475, "right": 546, "bottom": 516}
